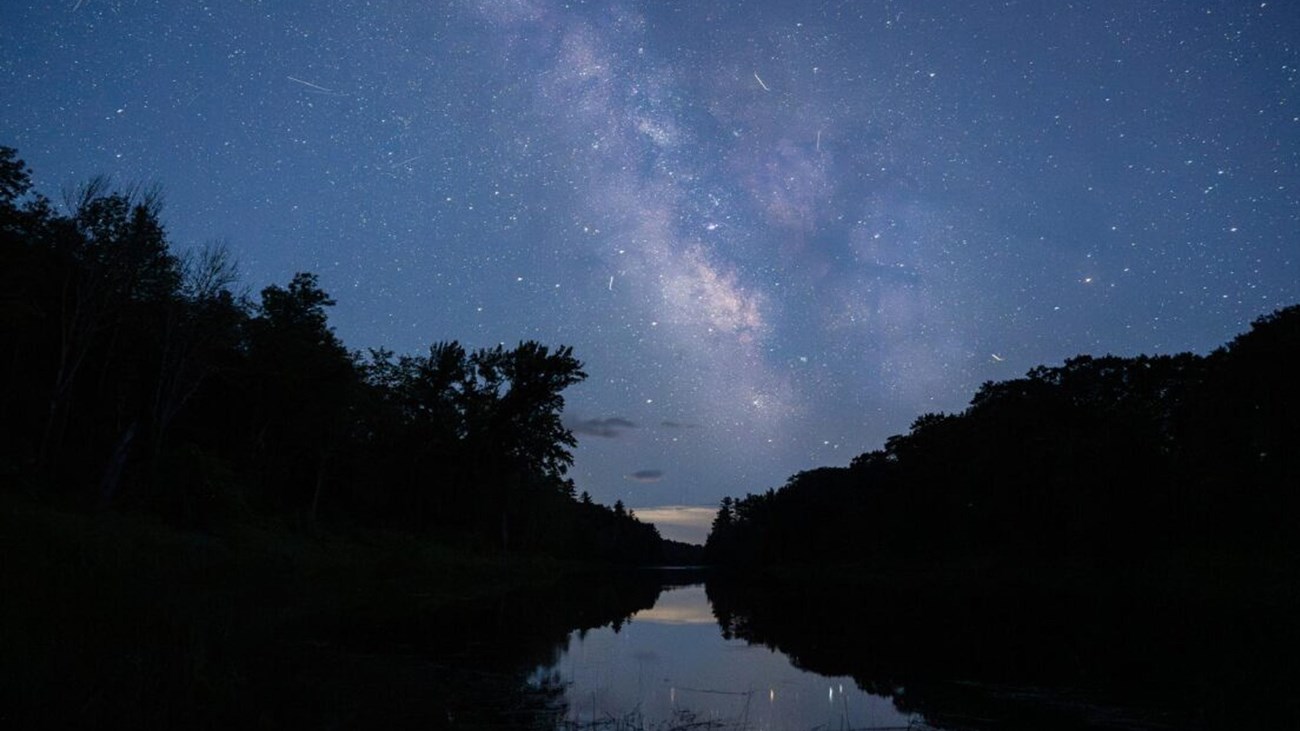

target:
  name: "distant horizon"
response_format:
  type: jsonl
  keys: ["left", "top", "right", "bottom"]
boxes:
{"left": 629, "top": 505, "right": 717, "bottom": 546}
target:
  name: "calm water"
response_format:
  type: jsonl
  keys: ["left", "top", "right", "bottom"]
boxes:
{"left": 532, "top": 583, "right": 922, "bottom": 730}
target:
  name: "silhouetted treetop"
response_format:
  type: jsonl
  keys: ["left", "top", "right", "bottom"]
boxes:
{"left": 0, "top": 145, "right": 32, "bottom": 206}
{"left": 255, "top": 272, "right": 340, "bottom": 347}
{"left": 707, "top": 305, "right": 1300, "bottom": 568}
{"left": 1, "top": 143, "right": 668, "bottom": 565}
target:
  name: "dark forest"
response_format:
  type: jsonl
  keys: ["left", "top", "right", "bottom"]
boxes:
{"left": 700, "top": 285, "right": 1300, "bottom": 728}
{"left": 0, "top": 144, "right": 671, "bottom": 564}
{"left": 706, "top": 304, "right": 1299, "bottom": 569}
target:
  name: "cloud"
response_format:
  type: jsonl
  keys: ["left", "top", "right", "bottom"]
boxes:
{"left": 568, "top": 417, "right": 638, "bottom": 438}
{"left": 659, "top": 420, "right": 700, "bottom": 430}
{"left": 631, "top": 505, "right": 718, "bottom": 545}
{"left": 626, "top": 469, "right": 664, "bottom": 483}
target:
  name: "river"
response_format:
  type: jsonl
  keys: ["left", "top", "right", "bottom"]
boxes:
{"left": 533, "top": 580, "right": 923, "bottom": 730}
{"left": 512, "top": 567, "right": 1297, "bottom": 730}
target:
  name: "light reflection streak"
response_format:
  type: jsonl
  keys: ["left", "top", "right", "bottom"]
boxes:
{"left": 539, "top": 585, "right": 911, "bottom": 729}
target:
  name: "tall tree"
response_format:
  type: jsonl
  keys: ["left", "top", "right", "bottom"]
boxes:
{"left": 139, "top": 243, "right": 244, "bottom": 487}
{"left": 39, "top": 179, "right": 179, "bottom": 475}
{"left": 244, "top": 272, "right": 357, "bottom": 521}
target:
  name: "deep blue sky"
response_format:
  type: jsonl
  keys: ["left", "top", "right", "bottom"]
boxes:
{"left": 4, "top": 1, "right": 1297, "bottom": 542}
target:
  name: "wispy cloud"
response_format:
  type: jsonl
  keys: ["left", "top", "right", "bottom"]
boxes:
{"left": 568, "top": 416, "right": 638, "bottom": 438}
{"left": 626, "top": 469, "right": 664, "bottom": 483}
{"left": 659, "top": 420, "right": 700, "bottom": 430}
{"left": 631, "top": 505, "right": 718, "bottom": 545}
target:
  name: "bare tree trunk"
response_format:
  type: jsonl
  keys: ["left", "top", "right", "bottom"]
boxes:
{"left": 309, "top": 450, "right": 327, "bottom": 530}
{"left": 98, "top": 421, "right": 136, "bottom": 509}
{"left": 38, "top": 270, "right": 101, "bottom": 471}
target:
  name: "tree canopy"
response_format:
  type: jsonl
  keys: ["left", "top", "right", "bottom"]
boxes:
{"left": 0, "top": 145, "right": 663, "bottom": 564}
{"left": 707, "top": 306, "right": 1300, "bottom": 568}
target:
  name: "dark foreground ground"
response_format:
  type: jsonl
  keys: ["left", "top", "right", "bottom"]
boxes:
{"left": 7, "top": 489, "right": 1298, "bottom": 730}
{"left": 0, "top": 490, "right": 662, "bottom": 729}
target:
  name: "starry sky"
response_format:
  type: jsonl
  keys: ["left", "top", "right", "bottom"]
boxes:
{"left": 4, "top": 1, "right": 1298, "bottom": 543}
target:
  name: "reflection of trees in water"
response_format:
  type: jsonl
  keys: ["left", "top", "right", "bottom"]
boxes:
{"left": 420, "top": 572, "right": 669, "bottom": 726}
{"left": 705, "top": 573, "right": 1297, "bottom": 730}
{"left": 250, "top": 572, "right": 669, "bottom": 729}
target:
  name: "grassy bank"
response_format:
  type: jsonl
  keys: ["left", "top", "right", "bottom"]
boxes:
{"left": 0, "top": 490, "right": 596, "bottom": 729}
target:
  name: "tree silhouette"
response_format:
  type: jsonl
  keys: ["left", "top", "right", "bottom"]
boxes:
{"left": 240, "top": 272, "right": 357, "bottom": 521}
{"left": 708, "top": 306, "right": 1300, "bottom": 569}
{"left": 0, "top": 146, "right": 32, "bottom": 209}
{"left": 37, "top": 179, "right": 179, "bottom": 485}
{"left": 0, "top": 143, "right": 706, "bottom": 565}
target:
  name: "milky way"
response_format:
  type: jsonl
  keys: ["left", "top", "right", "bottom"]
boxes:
{"left": 3, "top": 2, "right": 1297, "bottom": 542}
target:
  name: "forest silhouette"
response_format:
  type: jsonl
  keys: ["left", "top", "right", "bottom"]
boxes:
{"left": 699, "top": 277, "right": 1300, "bottom": 726}
{"left": 706, "top": 304, "right": 1299, "bottom": 569}
{"left": 0, "top": 144, "right": 670, "bottom": 564}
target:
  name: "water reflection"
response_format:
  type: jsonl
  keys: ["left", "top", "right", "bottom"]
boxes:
{"left": 535, "top": 584, "right": 918, "bottom": 730}
{"left": 632, "top": 584, "right": 715, "bottom": 625}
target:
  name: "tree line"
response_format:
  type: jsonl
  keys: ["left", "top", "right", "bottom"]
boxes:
{"left": 706, "top": 303, "right": 1300, "bottom": 568}
{"left": 0, "top": 145, "right": 663, "bottom": 563}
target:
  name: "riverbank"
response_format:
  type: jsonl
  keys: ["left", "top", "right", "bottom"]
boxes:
{"left": 0, "top": 490, "right": 648, "bottom": 729}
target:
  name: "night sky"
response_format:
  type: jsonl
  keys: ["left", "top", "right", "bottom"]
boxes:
{"left": 4, "top": 1, "right": 1298, "bottom": 543}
